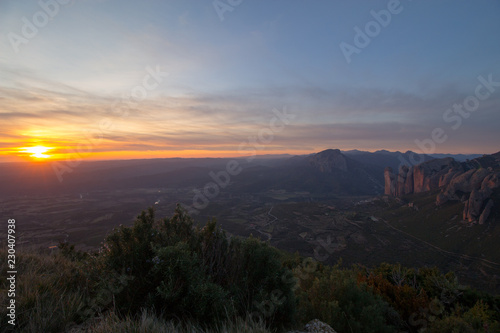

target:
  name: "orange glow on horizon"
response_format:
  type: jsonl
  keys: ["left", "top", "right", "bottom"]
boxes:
{"left": 19, "top": 146, "right": 54, "bottom": 159}
{"left": 53, "top": 149, "right": 314, "bottom": 161}
{"left": 3, "top": 142, "right": 315, "bottom": 163}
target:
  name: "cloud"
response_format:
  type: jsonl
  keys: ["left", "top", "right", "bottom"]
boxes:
{"left": 1, "top": 67, "right": 499, "bottom": 162}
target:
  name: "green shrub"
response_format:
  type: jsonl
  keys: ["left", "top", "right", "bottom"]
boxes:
{"left": 428, "top": 316, "right": 475, "bottom": 333}
{"left": 150, "top": 242, "right": 231, "bottom": 324}
{"left": 99, "top": 205, "right": 296, "bottom": 328}
{"left": 296, "top": 263, "right": 400, "bottom": 333}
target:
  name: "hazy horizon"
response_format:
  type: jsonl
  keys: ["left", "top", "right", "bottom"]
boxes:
{"left": 1, "top": 0, "right": 499, "bottom": 162}
{"left": 0, "top": 148, "right": 494, "bottom": 165}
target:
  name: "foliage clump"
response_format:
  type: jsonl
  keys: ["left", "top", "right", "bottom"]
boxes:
{"left": 100, "top": 205, "right": 296, "bottom": 328}
{"left": 294, "top": 260, "right": 400, "bottom": 333}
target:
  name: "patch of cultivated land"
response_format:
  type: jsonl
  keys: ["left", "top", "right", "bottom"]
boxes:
{"left": 0, "top": 189, "right": 189, "bottom": 250}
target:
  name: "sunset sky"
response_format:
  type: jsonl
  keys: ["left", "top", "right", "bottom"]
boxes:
{"left": 1, "top": 0, "right": 499, "bottom": 162}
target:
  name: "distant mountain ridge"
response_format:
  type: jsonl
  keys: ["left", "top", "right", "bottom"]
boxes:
{"left": 222, "top": 149, "right": 385, "bottom": 196}
{"left": 0, "top": 149, "right": 492, "bottom": 199}
{"left": 427, "top": 153, "right": 484, "bottom": 162}
{"left": 342, "top": 149, "right": 433, "bottom": 170}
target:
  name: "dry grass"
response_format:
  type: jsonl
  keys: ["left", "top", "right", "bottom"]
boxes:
{"left": 73, "top": 310, "right": 272, "bottom": 333}
{"left": 0, "top": 247, "right": 273, "bottom": 333}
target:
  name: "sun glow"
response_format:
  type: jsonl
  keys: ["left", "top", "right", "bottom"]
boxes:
{"left": 21, "top": 146, "right": 53, "bottom": 159}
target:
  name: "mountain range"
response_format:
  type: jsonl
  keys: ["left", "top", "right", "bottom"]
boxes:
{"left": 0, "top": 149, "right": 492, "bottom": 198}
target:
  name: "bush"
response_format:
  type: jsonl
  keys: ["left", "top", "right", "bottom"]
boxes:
{"left": 99, "top": 205, "right": 296, "bottom": 328}
{"left": 428, "top": 316, "right": 475, "bottom": 333}
{"left": 359, "top": 263, "right": 430, "bottom": 329}
{"left": 151, "top": 242, "right": 231, "bottom": 324}
{"left": 296, "top": 262, "right": 400, "bottom": 333}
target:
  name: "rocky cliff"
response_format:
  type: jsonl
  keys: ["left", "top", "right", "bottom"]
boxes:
{"left": 384, "top": 152, "right": 500, "bottom": 224}
{"left": 304, "top": 149, "right": 385, "bottom": 195}
{"left": 308, "top": 149, "right": 348, "bottom": 172}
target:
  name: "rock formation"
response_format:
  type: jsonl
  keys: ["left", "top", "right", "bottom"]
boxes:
{"left": 397, "top": 165, "right": 409, "bottom": 196}
{"left": 287, "top": 319, "right": 337, "bottom": 333}
{"left": 384, "top": 152, "right": 500, "bottom": 224}
{"left": 413, "top": 157, "right": 459, "bottom": 193}
{"left": 384, "top": 167, "right": 396, "bottom": 195}
{"left": 309, "top": 149, "right": 347, "bottom": 172}
{"left": 404, "top": 166, "right": 414, "bottom": 194}
{"left": 479, "top": 200, "right": 494, "bottom": 225}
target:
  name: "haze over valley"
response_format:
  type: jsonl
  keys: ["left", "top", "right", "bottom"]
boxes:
{"left": 1, "top": 1, "right": 500, "bottom": 331}
{"left": 2, "top": 149, "right": 499, "bottom": 295}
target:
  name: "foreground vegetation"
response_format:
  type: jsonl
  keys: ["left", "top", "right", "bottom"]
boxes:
{"left": 1, "top": 205, "right": 499, "bottom": 332}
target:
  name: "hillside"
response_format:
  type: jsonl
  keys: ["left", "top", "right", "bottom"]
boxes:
{"left": 384, "top": 151, "right": 500, "bottom": 224}
{"left": 1, "top": 206, "right": 499, "bottom": 332}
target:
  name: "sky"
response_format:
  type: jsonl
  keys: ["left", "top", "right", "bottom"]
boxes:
{"left": 0, "top": 0, "right": 499, "bottom": 162}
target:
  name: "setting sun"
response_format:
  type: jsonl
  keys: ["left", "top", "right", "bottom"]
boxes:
{"left": 21, "top": 146, "right": 53, "bottom": 159}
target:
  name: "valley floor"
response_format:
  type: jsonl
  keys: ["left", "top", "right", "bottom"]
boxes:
{"left": 1, "top": 189, "right": 499, "bottom": 294}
